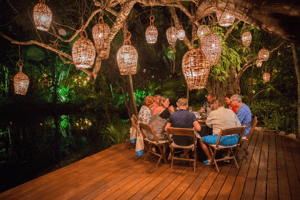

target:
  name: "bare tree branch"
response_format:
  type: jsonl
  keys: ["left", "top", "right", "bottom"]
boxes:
{"left": 224, "top": 19, "right": 241, "bottom": 40}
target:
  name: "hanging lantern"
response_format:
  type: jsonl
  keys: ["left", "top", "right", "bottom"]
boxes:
{"left": 197, "top": 25, "right": 210, "bottom": 38}
{"left": 177, "top": 25, "right": 185, "bottom": 41}
{"left": 92, "top": 12, "right": 110, "bottom": 54}
{"left": 182, "top": 43, "right": 210, "bottom": 90}
{"left": 216, "top": 11, "right": 235, "bottom": 27}
{"left": 166, "top": 27, "right": 178, "bottom": 45}
{"left": 256, "top": 59, "right": 263, "bottom": 67}
{"left": 14, "top": 60, "right": 30, "bottom": 95}
{"left": 117, "top": 32, "right": 138, "bottom": 75}
{"left": 200, "top": 33, "right": 222, "bottom": 66}
{"left": 258, "top": 48, "right": 269, "bottom": 61}
{"left": 33, "top": 0, "right": 52, "bottom": 31}
{"left": 242, "top": 30, "right": 252, "bottom": 47}
{"left": 145, "top": 15, "right": 158, "bottom": 44}
{"left": 72, "top": 30, "right": 96, "bottom": 68}
{"left": 263, "top": 72, "right": 270, "bottom": 82}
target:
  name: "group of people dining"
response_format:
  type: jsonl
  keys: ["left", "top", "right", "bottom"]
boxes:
{"left": 136, "top": 93, "right": 252, "bottom": 165}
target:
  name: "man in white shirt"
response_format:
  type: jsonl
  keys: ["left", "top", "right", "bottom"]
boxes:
{"left": 206, "top": 99, "right": 241, "bottom": 135}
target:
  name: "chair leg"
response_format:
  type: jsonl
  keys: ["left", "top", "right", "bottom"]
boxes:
{"left": 171, "top": 147, "right": 174, "bottom": 169}
{"left": 144, "top": 143, "right": 153, "bottom": 160}
{"left": 162, "top": 144, "right": 168, "bottom": 164}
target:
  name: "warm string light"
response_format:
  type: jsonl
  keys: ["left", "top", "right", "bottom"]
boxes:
{"left": 145, "top": 14, "right": 158, "bottom": 44}
{"left": 256, "top": 59, "right": 263, "bottom": 67}
{"left": 258, "top": 47, "right": 270, "bottom": 61}
{"left": 263, "top": 62, "right": 270, "bottom": 82}
{"left": 177, "top": 25, "right": 185, "bottom": 41}
{"left": 216, "top": 11, "right": 235, "bottom": 27}
{"left": 92, "top": 11, "right": 110, "bottom": 54}
{"left": 242, "top": 29, "right": 252, "bottom": 47}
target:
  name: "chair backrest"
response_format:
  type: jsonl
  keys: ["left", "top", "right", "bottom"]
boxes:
{"left": 246, "top": 116, "right": 258, "bottom": 139}
{"left": 215, "top": 126, "right": 246, "bottom": 147}
{"left": 139, "top": 122, "right": 159, "bottom": 143}
{"left": 166, "top": 127, "right": 196, "bottom": 145}
{"left": 131, "top": 114, "right": 138, "bottom": 130}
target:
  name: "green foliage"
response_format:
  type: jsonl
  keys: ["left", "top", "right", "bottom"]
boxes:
{"left": 103, "top": 121, "right": 130, "bottom": 145}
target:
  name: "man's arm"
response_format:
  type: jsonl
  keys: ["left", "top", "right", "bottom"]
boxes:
{"left": 165, "top": 122, "right": 171, "bottom": 132}
{"left": 193, "top": 121, "right": 201, "bottom": 131}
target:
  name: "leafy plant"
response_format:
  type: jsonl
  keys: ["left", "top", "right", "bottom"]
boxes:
{"left": 103, "top": 121, "right": 130, "bottom": 145}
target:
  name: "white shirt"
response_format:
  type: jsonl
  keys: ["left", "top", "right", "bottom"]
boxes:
{"left": 206, "top": 107, "right": 241, "bottom": 135}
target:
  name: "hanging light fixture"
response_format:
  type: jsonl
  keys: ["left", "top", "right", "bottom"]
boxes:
{"left": 33, "top": 0, "right": 52, "bottom": 31}
{"left": 72, "top": 30, "right": 96, "bottom": 68}
{"left": 242, "top": 30, "right": 252, "bottom": 47}
{"left": 197, "top": 25, "right": 210, "bottom": 38}
{"left": 145, "top": 15, "right": 158, "bottom": 44}
{"left": 258, "top": 47, "right": 269, "bottom": 61}
{"left": 166, "top": 26, "right": 178, "bottom": 46}
{"left": 117, "top": 32, "right": 138, "bottom": 75}
{"left": 256, "top": 59, "right": 263, "bottom": 67}
{"left": 92, "top": 11, "right": 110, "bottom": 54}
{"left": 200, "top": 33, "right": 222, "bottom": 66}
{"left": 263, "top": 63, "right": 270, "bottom": 82}
{"left": 216, "top": 11, "right": 235, "bottom": 27}
{"left": 182, "top": 37, "right": 210, "bottom": 90}
{"left": 177, "top": 25, "right": 185, "bottom": 41}
{"left": 14, "top": 45, "right": 29, "bottom": 95}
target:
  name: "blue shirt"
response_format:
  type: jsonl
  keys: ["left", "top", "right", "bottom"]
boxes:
{"left": 168, "top": 109, "right": 197, "bottom": 146}
{"left": 237, "top": 103, "right": 252, "bottom": 136}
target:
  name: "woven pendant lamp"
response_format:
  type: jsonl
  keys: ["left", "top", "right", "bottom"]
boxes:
{"left": 33, "top": 0, "right": 52, "bottom": 31}
{"left": 145, "top": 15, "right": 158, "bottom": 44}
{"left": 200, "top": 33, "right": 222, "bottom": 66}
{"left": 92, "top": 12, "right": 110, "bottom": 54}
{"left": 263, "top": 64, "right": 270, "bottom": 82}
{"left": 216, "top": 11, "right": 235, "bottom": 27}
{"left": 256, "top": 59, "right": 263, "bottom": 67}
{"left": 117, "top": 32, "right": 138, "bottom": 75}
{"left": 258, "top": 47, "right": 269, "bottom": 61}
{"left": 182, "top": 40, "right": 210, "bottom": 90}
{"left": 14, "top": 60, "right": 30, "bottom": 95}
{"left": 166, "top": 27, "right": 178, "bottom": 46}
{"left": 72, "top": 30, "right": 96, "bottom": 68}
{"left": 177, "top": 25, "right": 185, "bottom": 41}
{"left": 197, "top": 25, "right": 210, "bottom": 38}
{"left": 242, "top": 30, "right": 252, "bottom": 47}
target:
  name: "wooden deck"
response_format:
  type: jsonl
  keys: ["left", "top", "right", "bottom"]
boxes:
{"left": 1, "top": 129, "right": 300, "bottom": 200}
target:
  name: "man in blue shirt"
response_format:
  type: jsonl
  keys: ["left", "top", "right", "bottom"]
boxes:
{"left": 231, "top": 94, "right": 252, "bottom": 136}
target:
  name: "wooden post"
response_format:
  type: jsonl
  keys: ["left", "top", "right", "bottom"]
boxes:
{"left": 187, "top": 87, "right": 189, "bottom": 101}
{"left": 128, "top": 74, "right": 138, "bottom": 117}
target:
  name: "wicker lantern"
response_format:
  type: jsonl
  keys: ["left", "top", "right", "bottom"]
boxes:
{"left": 92, "top": 12, "right": 110, "bottom": 54}
{"left": 145, "top": 15, "right": 158, "bottom": 44}
{"left": 258, "top": 48, "right": 269, "bottom": 61}
{"left": 256, "top": 59, "right": 263, "bottom": 67}
{"left": 72, "top": 30, "right": 96, "bottom": 68}
{"left": 200, "top": 33, "right": 222, "bottom": 66}
{"left": 177, "top": 26, "right": 185, "bottom": 41}
{"left": 33, "top": 0, "right": 52, "bottom": 31}
{"left": 197, "top": 25, "right": 210, "bottom": 38}
{"left": 166, "top": 27, "right": 178, "bottom": 45}
{"left": 117, "top": 33, "right": 138, "bottom": 75}
{"left": 263, "top": 72, "right": 270, "bottom": 82}
{"left": 14, "top": 60, "right": 30, "bottom": 95}
{"left": 242, "top": 30, "right": 252, "bottom": 47}
{"left": 216, "top": 11, "right": 235, "bottom": 27}
{"left": 182, "top": 47, "right": 210, "bottom": 90}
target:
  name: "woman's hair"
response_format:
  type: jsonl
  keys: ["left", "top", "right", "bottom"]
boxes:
{"left": 159, "top": 95, "right": 168, "bottom": 107}
{"left": 225, "top": 94, "right": 232, "bottom": 99}
{"left": 143, "top": 96, "right": 155, "bottom": 108}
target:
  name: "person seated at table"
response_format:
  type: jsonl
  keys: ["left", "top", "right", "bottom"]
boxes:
{"left": 138, "top": 95, "right": 155, "bottom": 124}
{"left": 231, "top": 94, "right": 252, "bottom": 136}
{"left": 200, "top": 93, "right": 215, "bottom": 115}
{"left": 146, "top": 96, "right": 174, "bottom": 141}
{"left": 200, "top": 99, "right": 241, "bottom": 165}
{"left": 164, "top": 98, "right": 201, "bottom": 146}
{"left": 150, "top": 94, "right": 161, "bottom": 112}
{"left": 225, "top": 94, "right": 237, "bottom": 114}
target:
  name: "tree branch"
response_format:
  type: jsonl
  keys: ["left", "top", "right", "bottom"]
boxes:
{"left": 224, "top": 19, "right": 241, "bottom": 40}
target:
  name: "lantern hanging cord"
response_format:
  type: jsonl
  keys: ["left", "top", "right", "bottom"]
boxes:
{"left": 17, "top": 44, "right": 23, "bottom": 70}
{"left": 98, "top": 11, "right": 104, "bottom": 23}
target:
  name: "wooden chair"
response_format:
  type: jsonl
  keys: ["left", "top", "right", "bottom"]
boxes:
{"left": 139, "top": 122, "right": 169, "bottom": 166}
{"left": 166, "top": 127, "right": 197, "bottom": 172}
{"left": 130, "top": 114, "right": 138, "bottom": 131}
{"left": 207, "top": 126, "right": 246, "bottom": 173}
{"left": 237, "top": 116, "right": 258, "bottom": 162}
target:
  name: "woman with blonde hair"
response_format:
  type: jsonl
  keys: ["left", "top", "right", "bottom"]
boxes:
{"left": 138, "top": 95, "right": 155, "bottom": 124}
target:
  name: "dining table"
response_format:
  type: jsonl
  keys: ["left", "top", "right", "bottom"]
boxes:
{"left": 196, "top": 117, "right": 213, "bottom": 161}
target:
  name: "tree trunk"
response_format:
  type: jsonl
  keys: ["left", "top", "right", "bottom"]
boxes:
{"left": 291, "top": 43, "right": 300, "bottom": 136}
{"left": 247, "top": 76, "right": 253, "bottom": 104}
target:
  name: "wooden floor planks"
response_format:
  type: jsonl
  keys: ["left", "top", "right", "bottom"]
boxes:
{"left": 1, "top": 130, "right": 300, "bottom": 200}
